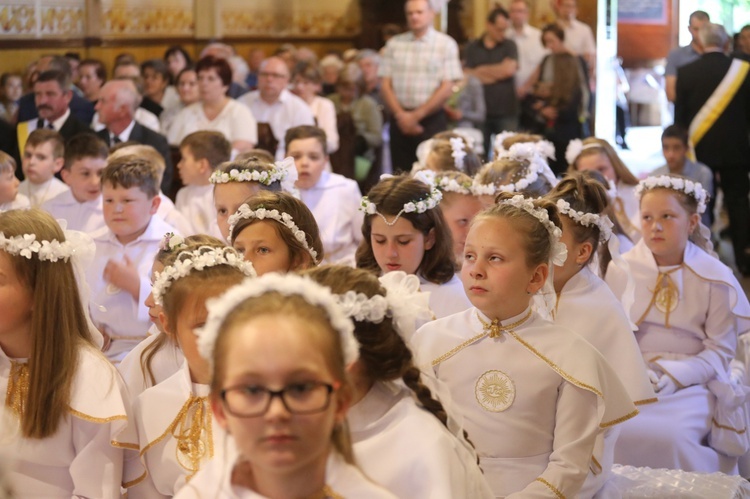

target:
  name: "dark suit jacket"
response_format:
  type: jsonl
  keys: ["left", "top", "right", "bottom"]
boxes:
{"left": 675, "top": 52, "right": 750, "bottom": 169}
{"left": 18, "top": 92, "right": 95, "bottom": 125}
{"left": 57, "top": 114, "right": 94, "bottom": 142}
{"left": 96, "top": 122, "right": 174, "bottom": 196}
{"left": 0, "top": 119, "right": 20, "bottom": 179}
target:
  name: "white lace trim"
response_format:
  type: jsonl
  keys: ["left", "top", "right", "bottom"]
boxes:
{"left": 472, "top": 142, "right": 557, "bottom": 196}
{"left": 635, "top": 175, "right": 708, "bottom": 214}
{"left": 152, "top": 246, "right": 256, "bottom": 306}
{"left": 228, "top": 204, "right": 319, "bottom": 263}
{"left": 198, "top": 273, "right": 360, "bottom": 366}
{"left": 555, "top": 199, "right": 614, "bottom": 243}
{"left": 498, "top": 194, "right": 568, "bottom": 266}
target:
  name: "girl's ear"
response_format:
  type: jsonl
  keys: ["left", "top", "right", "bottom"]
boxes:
{"left": 577, "top": 241, "right": 593, "bottom": 266}
{"left": 424, "top": 227, "right": 436, "bottom": 251}
{"left": 688, "top": 213, "right": 700, "bottom": 235}
{"left": 527, "top": 263, "right": 549, "bottom": 294}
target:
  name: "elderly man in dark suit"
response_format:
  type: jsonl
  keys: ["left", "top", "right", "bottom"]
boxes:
{"left": 95, "top": 79, "right": 173, "bottom": 195}
{"left": 675, "top": 22, "right": 750, "bottom": 274}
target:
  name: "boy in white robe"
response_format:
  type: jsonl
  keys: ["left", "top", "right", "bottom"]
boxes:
{"left": 18, "top": 129, "right": 69, "bottom": 207}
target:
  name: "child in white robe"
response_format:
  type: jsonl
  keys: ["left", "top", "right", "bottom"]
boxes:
{"left": 0, "top": 209, "right": 137, "bottom": 497}
{"left": 0, "top": 151, "right": 29, "bottom": 212}
{"left": 41, "top": 134, "right": 108, "bottom": 233}
{"left": 175, "top": 131, "right": 231, "bottom": 235}
{"left": 306, "top": 265, "right": 493, "bottom": 498}
{"left": 175, "top": 273, "right": 395, "bottom": 498}
{"left": 606, "top": 175, "right": 750, "bottom": 473}
{"left": 127, "top": 242, "right": 255, "bottom": 498}
{"left": 411, "top": 194, "right": 637, "bottom": 498}
{"left": 286, "top": 125, "right": 363, "bottom": 266}
{"left": 86, "top": 155, "right": 178, "bottom": 363}
{"left": 566, "top": 137, "right": 641, "bottom": 243}
{"left": 357, "top": 174, "right": 471, "bottom": 319}
{"left": 210, "top": 152, "right": 298, "bottom": 242}
{"left": 118, "top": 234, "right": 221, "bottom": 400}
{"left": 228, "top": 190, "right": 323, "bottom": 275}
{"left": 19, "top": 130, "right": 69, "bottom": 208}
{"left": 546, "top": 171, "right": 657, "bottom": 496}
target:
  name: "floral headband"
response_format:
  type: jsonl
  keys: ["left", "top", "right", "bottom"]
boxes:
{"left": 472, "top": 143, "right": 558, "bottom": 196}
{"left": 158, "top": 232, "right": 187, "bottom": 252}
{"left": 334, "top": 271, "right": 432, "bottom": 341}
{"left": 635, "top": 175, "right": 708, "bottom": 214}
{"left": 360, "top": 175, "right": 443, "bottom": 226}
{"left": 152, "top": 246, "right": 256, "bottom": 306}
{"left": 499, "top": 195, "right": 568, "bottom": 266}
{"left": 414, "top": 169, "right": 473, "bottom": 196}
{"left": 564, "top": 138, "right": 604, "bottom": 166}
{"left": 494, "top": 131, "right": 556, "bottom": 160}
{"left": 198, "top": 273, "right": 360, "bottom": 366}
{"left": 555, "top": 199, "right": 614, "bottom": 243}
{"left": 228, "top": 204, "right": 319, "bottom": 263}
{"left": 449, "top": 137, "right": 467, "bottom": 171}
{"left": 0, "top": 232, "right": 77, "bottom": 262}
{"left": 210, "top": 156, "right": 298, "bottom": 195}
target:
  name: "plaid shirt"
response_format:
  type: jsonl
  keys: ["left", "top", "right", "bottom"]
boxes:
{"left": 379, "top": 27, "right": 463, "bottom": 109}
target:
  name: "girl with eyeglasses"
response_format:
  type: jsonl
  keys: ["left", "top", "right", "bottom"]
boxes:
{"left": 175, "top": 273, "right": 394, "bottom": 498}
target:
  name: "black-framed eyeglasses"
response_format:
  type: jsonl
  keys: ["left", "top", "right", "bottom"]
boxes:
{"left": 220, "top": 381, "right": 337, "bottom": 418}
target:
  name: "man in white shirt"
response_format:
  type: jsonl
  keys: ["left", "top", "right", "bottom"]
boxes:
{"left": 95, "top": 80, "right": 174, "bottom": 194}
{"left": 506, "top": 0, "right": 548, "bottom": 97}
{"left": 238, "top": 57, "right": 315, "bottom": 160}
{"left": 556, "top": 0, "right": 595, "bottom": 79}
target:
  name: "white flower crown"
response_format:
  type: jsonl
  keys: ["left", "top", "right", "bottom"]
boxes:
{"left": 499, "top": 195, "right": 568, "bottom": 266}
{"left": 152, "top": 246, "right": 257, "bottom": 306}
{"left": 158, "top": 232, "right": 187, "bottom": 252}
{"left": 449, "top": 137, "right": 467, "bottom": 171}
{"left": 413, "top": 169, "right": 472, "bottom": 196}
{"left": 493, "top": 131, "right": 556, "bottom": 160}
{"left": 473, "top": 143, "right": 557, "bottom": 196}
{"left": 635, "top": 175, "right": 708, "bottom": 214}
{"left": 228, "top": 204, "right": 319, "bottom": 263}
{"left": 0, "top": 232, "right": 77, "bottom": 262}
{"left": 360, "top": 176, "right": 443, "bottom": 226}
{"left": 564, "top": 139, "right": 605, "bottom": 166}
{"left": 555, "top": 199, "right": 614, "bottom": 243}
{"left": 198, "top": 273, "right": 360, "bottom": 366}
{"left": 335, "top": 271, "right": 431, "bottom": 341}
{"left": 210, "top": 157, "right": 298, "bottom": 195}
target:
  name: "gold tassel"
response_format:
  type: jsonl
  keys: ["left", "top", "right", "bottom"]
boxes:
{"left": 169, "top": 395, "right": 213, "bottom": 480}
{"left": 4, "top": 361, "right": 29, "bottom": 419}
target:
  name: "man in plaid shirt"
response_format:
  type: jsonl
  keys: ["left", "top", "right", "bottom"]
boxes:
{"left": 379, "top": 0, "right": 463, "bottom": 172}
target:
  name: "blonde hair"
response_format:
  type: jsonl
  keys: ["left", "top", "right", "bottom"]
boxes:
{"left": 0, "top": 209, "right": 97, "bottom": 438}
{"left": 210, "top": 292, "right": 355, "bottom": 463}
{"left": 426, "top": 133, "right": 481, "bottom": 176}
{"left": 476, "top": 158, "right": 553, "bottom": 198}
{"left": 569, "top": 138, "right": 638, "bottom": 186}
{"left": 109, "top": 144, "right": 166, "bottom": 184}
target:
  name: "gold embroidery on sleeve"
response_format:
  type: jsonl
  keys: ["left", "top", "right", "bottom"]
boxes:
{"left": 535, "top": 477, "right": 566, "bottom": 499}
{"left": 4, "top": 361, "right": 29, "bottom": 418}
{"left": 712, "top": 418, "right": 747, "bottom": 434}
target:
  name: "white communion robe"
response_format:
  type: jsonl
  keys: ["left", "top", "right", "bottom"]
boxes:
{"left": 175, "top": 184, "right": 218, "bottom": 236}
{"left": 18, "top": 176, "right": 69, "bottom": 208}
{"left": 117, "top": 325, "right": 185, "bottom": 404}
{"left": 412, "top": 307, "right": 637, "bottom": 498}
{"left": 420, "top": 273, "right": 472, "bottom": 319}
{"left": 0, "top": 345, "right": 140, "bottom": 497}
{"left": 41, "top": 190, "right": 106, "bottom": 233}
{"left": 554, "top": 265, "right": 657, "bottom": 497}
{"left": 614, "top": 181, "right": 641, "bottom": 243}
{"left": 128, "top": 361, "right": 224, "bottom": 498}
{"left": 174, "top": 447, "right": 396, "bottom": 498}
{"left": 349, "top": 380, "right": 494, "bottom": 499}
{"left": 298, "top": 171, "right": 363, "bottom": 266}
{"left": 0, "top": 193, "right": 30, "bottom": 211}
{"left": 606, "top": 239, "right": 750, "bottom": 473}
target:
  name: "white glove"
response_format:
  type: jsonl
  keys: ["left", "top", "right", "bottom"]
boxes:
{"left": 655, "top": 374, "right": 678, "bottom": 396}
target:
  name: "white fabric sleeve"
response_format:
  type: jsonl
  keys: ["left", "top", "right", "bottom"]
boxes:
{"left": 654, "top": 283, "right": 737, "bottom": 388}
{"left": 229, "top": 102, "right": 258, "bottom": 145}
{"left": 317, "top": 98, "right": 339, "bottom": 154}
{"left": 507, "top": 383, "right": 599, "bottom": 498}
{"left": 69, "top": 419, "right": 124, "bottom": 498}
{"left": 166, "top": 107, "right": 188, "bottom": 146}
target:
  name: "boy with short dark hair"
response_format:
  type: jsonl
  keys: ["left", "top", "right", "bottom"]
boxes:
{"left": 19, "top": 129, "right": 69, "bottom": 207}
{"left": 652, "top": 124, "right": 714, "bottom": 226}
{"left": 87, "top": 153, "right": 178, "bottom": 362}
{"left": 42, "top": 134, "right": 109, "bottom": 232}
{"left": 176, "top": 130, "right": 232, "bottom": 235}
{"left": 286, "top": 125, "right": 363, "bottom": 265}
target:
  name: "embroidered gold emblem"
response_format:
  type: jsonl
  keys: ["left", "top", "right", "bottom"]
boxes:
{"left": 654, "top": 285, "right": 679, "bottom": 314}
{"left": 475, "top": 370, "right": 515, "bottom": 412}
